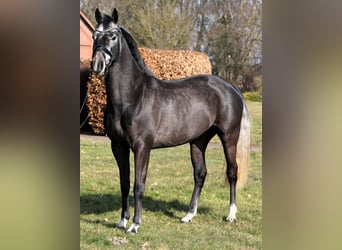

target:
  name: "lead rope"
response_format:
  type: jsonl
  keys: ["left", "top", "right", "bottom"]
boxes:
{"left": 80, "top": 92, "right": 90, "bottom": 129}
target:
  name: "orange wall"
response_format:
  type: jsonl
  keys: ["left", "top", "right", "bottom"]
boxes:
{"left": 80, "top": 19, "right": 93, "bottom": 60}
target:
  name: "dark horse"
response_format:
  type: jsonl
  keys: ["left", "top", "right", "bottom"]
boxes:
{"left": 91, "top": 8, "right": 250, "bottom": 233}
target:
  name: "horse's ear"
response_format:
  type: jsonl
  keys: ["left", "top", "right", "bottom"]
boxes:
{"left": 95, "top": 8, "right": 102, "bottom": 24}
{"left": 112, "top": 8, "right": 118, "bottom": 24}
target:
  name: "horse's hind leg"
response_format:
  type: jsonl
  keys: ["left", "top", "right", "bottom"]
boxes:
{"left": 219, "top": 129, "right": 240, "bottom": 223}
{"left": 181, "top": 128, "right": 216, "bottom": 223}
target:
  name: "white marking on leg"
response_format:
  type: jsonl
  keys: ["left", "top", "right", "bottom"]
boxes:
{"left": 227, "top": 204, "right": 237, "bottom": 222}
{"left": 181, "top": 212, "right": 196, "bottom": 223}
{"left": 117, "top": 218, "right": 128, "bottom": 229}
{"left": 127, "top": 223, "right": 140, "bottom": 234}
{"left": 181, "top": 208, "right": 197, "bottom": 223}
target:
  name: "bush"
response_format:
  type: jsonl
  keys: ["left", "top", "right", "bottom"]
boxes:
{"left": 243, "top": 91, "right": 262, "bottom": 102}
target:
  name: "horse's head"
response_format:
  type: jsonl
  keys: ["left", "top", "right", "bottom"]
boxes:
{"left": 91, "top": 8, "right": 121, "bottom": 76}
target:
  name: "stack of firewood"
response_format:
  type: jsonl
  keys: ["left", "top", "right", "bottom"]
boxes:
{"left": 138, "top": 48, "right": 211, "bottom": 80}
{"left": 86, "top": 49, "right": 212, "bottom": 134}
{"left": 86, "top": 74, "right": 106, "bottom": 134}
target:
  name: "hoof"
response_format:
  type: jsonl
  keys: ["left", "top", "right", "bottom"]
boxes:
{"left": 180, "top": 217, "right": 192, "bottom": 223}
{"left": 181, "top": 212, "right": 196, "bottom": 223}
{"left": 127, "top": 223, "right": 139, "bottom": 234}
{"left": 226, "top": 204, "right": 237, "bottom": 223}
{"left": 225, "top": 217, "right": 237, "bottom": 223}
{"left": 117, "top": 218, "right": 128, "bottom": 229}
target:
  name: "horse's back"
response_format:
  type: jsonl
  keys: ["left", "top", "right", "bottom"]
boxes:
{"left": 162, "top": 74, "right": 242, "bottom": 100}
{"left": 160, "top": 74, "right": 244, "bottom": 124}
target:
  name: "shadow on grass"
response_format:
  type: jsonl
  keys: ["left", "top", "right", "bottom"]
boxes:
{"left": 81, "top": 193, "right": 212, "bottom": 220}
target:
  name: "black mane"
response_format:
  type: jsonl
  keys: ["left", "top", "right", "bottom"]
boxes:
{"left": 119, "top": 27, "right": 154, "bottom": 77}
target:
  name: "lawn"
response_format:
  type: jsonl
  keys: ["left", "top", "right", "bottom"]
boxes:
{"left": 80, "top": 101, "right": 262, "bottom": 249}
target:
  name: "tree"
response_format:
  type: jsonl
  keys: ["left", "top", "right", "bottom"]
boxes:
{"left": 80, "top": 0, "right": 262, "bottom": 92}
{"left": 81, "top": 0, "right": 194, "bottom": 50}
{"left": 128, "top": 0, "right": 196, "bottom": 49}
{"left": 206, "top": 0, "right": 262, "bottom": 91}
{"left": 80, "top": 0, "right": 116, "bottom": 25}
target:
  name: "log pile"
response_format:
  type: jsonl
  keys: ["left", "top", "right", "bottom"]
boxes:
{"left": 86, "top": 49, "right": 212, "bottom": 134}
{"left": 86, "top": 74, "right": 106, "bottom": 134}
{"left": 138, "top": 48, "right": 211, "bottom": 80}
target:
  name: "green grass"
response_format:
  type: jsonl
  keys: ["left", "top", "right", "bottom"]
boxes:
{"left": 80, "top": 100, "right": 262, "bottom": 249}
{"left": 243, "top": 92, "right": 262, "bottom": 102}
{"left": 246, "top": 100, "right": 262, "bottom": 146}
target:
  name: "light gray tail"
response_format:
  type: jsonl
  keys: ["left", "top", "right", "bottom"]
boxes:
{"left": 235, "top": 101, "right": 251, "bottom": 189}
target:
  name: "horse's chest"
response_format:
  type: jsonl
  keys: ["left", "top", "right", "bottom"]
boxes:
{"left": 104, "top": 112, "right": 125, "bottom": 140}
{"left": 105, "top": 107, "right": 137, "bottom": 139}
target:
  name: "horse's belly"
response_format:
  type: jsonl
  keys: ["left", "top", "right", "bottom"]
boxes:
{"left": 153, "top": 113, "right": 213, "bottom": 147}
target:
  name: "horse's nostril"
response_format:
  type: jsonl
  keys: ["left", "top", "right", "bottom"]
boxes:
{"left": 91, "top": 52, "right": 106, "bottom": 75}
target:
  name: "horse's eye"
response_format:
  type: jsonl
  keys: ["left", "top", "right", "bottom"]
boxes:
{"left": 108, "top": 33, "right": 117, "bottom": 41}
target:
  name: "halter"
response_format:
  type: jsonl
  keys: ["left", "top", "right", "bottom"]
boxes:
{"left": 93, "top": 26, "right": 121, "bottom": 37}
{"left": 92, "top": 27, "right": 122, "bottom": 69}
{"left": 93, "top": 45, "right": 113, "bottom": 58}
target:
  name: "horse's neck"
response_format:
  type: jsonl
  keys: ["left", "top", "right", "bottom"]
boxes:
{"left": 106, "top": 48, "right": 145, "bottom": 107}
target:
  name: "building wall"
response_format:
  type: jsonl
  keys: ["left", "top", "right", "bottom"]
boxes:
{"left": 80, "top": 15, "right": 94, "bottom": 60}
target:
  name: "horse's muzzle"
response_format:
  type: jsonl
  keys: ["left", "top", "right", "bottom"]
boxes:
{"left": 91, "top": 51, "right": 107, "bottom": 76}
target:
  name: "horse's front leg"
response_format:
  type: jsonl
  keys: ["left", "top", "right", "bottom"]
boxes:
{"left": 127, "top": 143, "right": 151, "bottom": 234}
{"left": 111, "top": 141, "right": 130, "bottom": 229}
